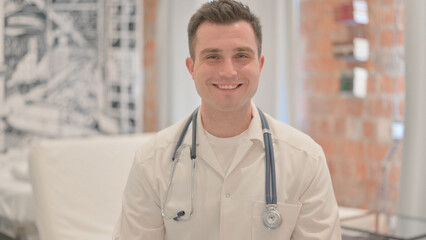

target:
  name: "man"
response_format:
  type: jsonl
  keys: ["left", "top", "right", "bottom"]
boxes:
{"left": 113, "top": 0, "right": 341, "bottom": 239}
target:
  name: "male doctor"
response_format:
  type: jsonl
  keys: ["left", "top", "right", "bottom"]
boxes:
{"left": 113, "top": 0, "right": 342, "bottom": 239}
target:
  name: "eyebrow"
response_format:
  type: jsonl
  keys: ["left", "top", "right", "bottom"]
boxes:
{"left": 199, "top": 47, "right": 256, "bottom": 56}
{"left": 234, "top": 47, "right": 255, "bottom": 55}
{"left": 199, "top": 48, "right": 222, "bottom": 56}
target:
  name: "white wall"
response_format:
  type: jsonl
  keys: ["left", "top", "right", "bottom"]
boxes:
{"left": 157, "top": 0, "right": 200, "bottom": 129}
{"left": 156, "top": 0, "right": 298, "bottom": 129}
{"left": 397, "top": 0, "right": 426, "bottom": 218}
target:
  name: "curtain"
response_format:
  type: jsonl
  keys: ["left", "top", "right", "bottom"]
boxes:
{"left": 398, "top": 0, "right": 426, "bottom": 218}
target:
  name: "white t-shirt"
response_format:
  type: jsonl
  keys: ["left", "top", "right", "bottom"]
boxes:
{"left": 204, "top": 129, "right": 248, "bottom": 174}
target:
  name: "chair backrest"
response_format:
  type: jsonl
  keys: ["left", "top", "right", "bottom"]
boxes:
{"left": 29, "top": 134, "right": 154, "bottom": 240}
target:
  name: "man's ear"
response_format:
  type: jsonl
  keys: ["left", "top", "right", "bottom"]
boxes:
{"left": 186, "top": 57, "right": 194, "bottom": 78}
{"left": 259, "top": 55, "right": 265, "bottom": 72}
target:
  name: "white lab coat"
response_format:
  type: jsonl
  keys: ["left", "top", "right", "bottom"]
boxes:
{"left": 113, "top": 105, "right": 342, "bottom": 240}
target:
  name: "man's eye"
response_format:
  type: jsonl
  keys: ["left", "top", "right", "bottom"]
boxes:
{"left": 237, "top": 54, "right": 249, "bottom": 58}
{"left": 206, "top": 55, "right": 218, "bottom": 60}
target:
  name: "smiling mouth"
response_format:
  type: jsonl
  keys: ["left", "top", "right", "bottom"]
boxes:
{"left": 214, "top": 84, "right": 242, "bottom": 90}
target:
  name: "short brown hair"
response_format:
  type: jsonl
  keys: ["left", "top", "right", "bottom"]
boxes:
{"left": 187, "top": 0, "right": 262, "bottom": 59}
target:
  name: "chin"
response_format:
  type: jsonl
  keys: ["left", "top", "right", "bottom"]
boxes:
{"left": 216, "top": 103, "right": 250, "bottom": 113}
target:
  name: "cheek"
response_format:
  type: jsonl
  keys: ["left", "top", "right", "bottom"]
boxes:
{"left": 242, "top": 65, "right": 261, "bottom": 82}
{"left": 249, "top": 78, "right": 259, "bottom": 94}
{"left": 193, "top": 65, "right": 214, "bottom": 82}
{"left": 245, "top": 69, "right": 261, "bottom": 93}
{"left": 192, "top": 72, "right": 207, "bottom": 92}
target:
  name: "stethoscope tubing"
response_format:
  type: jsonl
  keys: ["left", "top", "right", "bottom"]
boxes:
{"left": 258, "top": 108, "right": 277, "bottom": 205}
{"left": 163, "top": 108, "right": 198, "bottom": 221}
{"left": 191, "top": 109, "right": 198, "bottom": 159}
{"left": 173, "top": 108, "right": 199, "bottom": 161}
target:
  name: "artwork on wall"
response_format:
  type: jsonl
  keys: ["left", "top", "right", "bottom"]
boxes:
{"left": 0, "top": 0, "right": 142, "bottom": 161}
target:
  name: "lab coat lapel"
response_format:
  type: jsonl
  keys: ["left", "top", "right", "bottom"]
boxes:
{"left": 190, "top": 104, "right": 264, "bottom": 178}
{"left": 227, "top": 105, "right": 264, "bottom": 176}
{"left": 226, "top": 137, "right": 253, "bottom": 176}
{"left": 190, "top": 110, "right": 226, "bottom": 178}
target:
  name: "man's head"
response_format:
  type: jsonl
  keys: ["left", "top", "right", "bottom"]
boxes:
{"left": 185, "top": 1, "right": 264, "bottom": 115}
{"left": 187, "top": 0, "right": 262, "bottom": 59}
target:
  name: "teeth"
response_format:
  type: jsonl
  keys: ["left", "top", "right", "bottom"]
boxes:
{"left": 217, "top": 84, "right": 238, "bottom": 90}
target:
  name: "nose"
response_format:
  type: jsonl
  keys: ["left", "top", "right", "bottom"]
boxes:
{"left": 218, "top": 58, "right": 237, "bottom": 79}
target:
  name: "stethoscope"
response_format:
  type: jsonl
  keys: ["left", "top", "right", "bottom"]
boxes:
{"left": 161, "top": 107, "right": 282, "bottom": 230}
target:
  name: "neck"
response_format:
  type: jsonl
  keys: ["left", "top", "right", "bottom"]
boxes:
{"left": 200, "top": 103, "right": 253, "bottom": 138}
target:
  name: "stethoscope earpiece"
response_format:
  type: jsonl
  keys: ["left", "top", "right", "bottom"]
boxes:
{"left": 173, "top": 210, "right": 186, "bottom": 221}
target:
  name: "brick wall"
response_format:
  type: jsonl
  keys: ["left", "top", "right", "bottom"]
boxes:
{"left": 143, "top": 0, "right": 158, "bottom": 132}
{"left": 300, "top": 0, "right": 405, "bottom": 211}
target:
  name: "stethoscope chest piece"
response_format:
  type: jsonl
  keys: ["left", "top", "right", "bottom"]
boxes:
{"left": 263, "top": 204, "right": 282, "bottom": 229}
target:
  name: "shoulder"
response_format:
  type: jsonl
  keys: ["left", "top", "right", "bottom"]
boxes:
{"left": 264, "top": 114, "right": 329, "bottom": 195}
{"left": 134, "top": 116, "right": 190, "bottom": 166}
{"left": 265, "top": 113, "right": 323, "bottom": 160}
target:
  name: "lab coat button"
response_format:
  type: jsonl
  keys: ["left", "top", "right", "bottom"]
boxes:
{"left": 225, "top": 193, "right": 231, "bottom": 198}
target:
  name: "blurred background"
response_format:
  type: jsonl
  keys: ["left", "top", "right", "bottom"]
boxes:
{"left": 0, "top": 0, "right": 425, "bottom": 239}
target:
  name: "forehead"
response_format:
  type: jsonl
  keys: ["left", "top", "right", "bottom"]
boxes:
{"left": 194, "top": 20, "right": 258, "bottom": 54}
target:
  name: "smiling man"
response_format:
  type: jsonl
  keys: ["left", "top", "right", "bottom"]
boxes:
{"left": 113, "top": 1, "right": 341, "bottom": 239}
{"left": 186, "top": 19, "right": 263, "bottom": 138}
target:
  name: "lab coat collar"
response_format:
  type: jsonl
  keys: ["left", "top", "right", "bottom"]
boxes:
{"left": 246, "top": 102, "right": 265, "bottom": 144}
{"left": 225, "top": 103, "right": 264, "bottom": 176}
{"left": 192, "top": 108, "right": 225, "bottom": 177}
{"left": 182, "top": 103, "right": 265, "bottom": 178}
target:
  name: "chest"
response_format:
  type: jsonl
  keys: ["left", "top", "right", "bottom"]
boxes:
{"left": 157, "top": 142, "right": 308, "bottom": 240}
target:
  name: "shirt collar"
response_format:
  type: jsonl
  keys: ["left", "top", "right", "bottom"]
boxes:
{"left": 189, "top": 102, "right": 265, "bottom": 144}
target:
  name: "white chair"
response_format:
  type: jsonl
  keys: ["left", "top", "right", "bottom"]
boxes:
{"left": 28, "top": 134, "right": 154, "bottom": 240}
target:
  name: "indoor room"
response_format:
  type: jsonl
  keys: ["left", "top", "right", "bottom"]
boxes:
{"left": 0, "top": 0, "right": 425, "bottom": 239}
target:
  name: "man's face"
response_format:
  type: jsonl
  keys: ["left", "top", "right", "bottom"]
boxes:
{"left": 186, "top": 20, "right": 264, "bottom": 114}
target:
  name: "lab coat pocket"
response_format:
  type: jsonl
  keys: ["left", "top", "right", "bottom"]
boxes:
{"left": 251, "top": 201, "right": 302, "bottom": 240}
